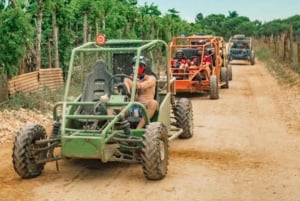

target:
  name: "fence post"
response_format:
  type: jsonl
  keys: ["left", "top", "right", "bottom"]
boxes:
{"left": 283, "top": 32, "right": 287, "bottom": 61}
{"left": 289, "top": 25, "right": 294, "bottom": 63}
{"left": 297, "top": 43, "right": 300, "bottom": 66}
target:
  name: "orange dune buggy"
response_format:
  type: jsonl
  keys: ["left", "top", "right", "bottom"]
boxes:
{"left": 169, "top": 35, "right": 229, "bottom": 99}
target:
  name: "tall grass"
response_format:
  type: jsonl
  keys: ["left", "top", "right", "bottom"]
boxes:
{"left": 0, "top": 86, "right": 65, "bottom": 112}
{"left": 255, "top": 46, "right": 300, "bottom": 88}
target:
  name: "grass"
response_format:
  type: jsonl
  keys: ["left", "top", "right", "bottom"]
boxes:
{"left": 255, "top": 46, "right": 300, "bottom": 88}
{"left": 0, "top": 86, "right": 65, "bottom": 112}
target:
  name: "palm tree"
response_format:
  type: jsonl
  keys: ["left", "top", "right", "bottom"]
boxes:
{"left": 228, "top": 10, "right": 238, "bottom": 18}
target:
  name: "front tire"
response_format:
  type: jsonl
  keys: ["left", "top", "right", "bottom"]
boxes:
{"left": 174, "top": 98, "right": 193, "bottom": 139}
{"left": 12, "top": 123, "right": 47, "bottom": 179}
{"left": 142, "top": 122, "right": 168, "bottom": 180}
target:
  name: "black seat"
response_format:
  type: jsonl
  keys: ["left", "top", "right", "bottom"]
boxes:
{"left": 80, "top": 61, "right": 112, "bottom": 114}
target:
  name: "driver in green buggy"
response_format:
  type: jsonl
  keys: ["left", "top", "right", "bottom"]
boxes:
{"left": 123, "top": 56, "right": 158, "bottom": 129}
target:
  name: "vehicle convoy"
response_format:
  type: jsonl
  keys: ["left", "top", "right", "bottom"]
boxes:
{"left": 227, "top": 34, "right": 255, "bottom": 65}
{"left": 169, "top": 35, "right": 230, "bottom": 99}
{"left": 12, "top": 37, "right": 193, "bottom": 180}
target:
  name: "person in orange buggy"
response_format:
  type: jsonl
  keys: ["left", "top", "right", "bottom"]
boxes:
{"left": 171, "top": 49, "right": 189, "bottom": 69}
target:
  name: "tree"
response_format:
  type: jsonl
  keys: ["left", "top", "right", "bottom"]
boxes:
{"left": 0, "top": 8, "right": 34, "bottom": 77}
{"left": 228, "top": 10, "right": 238, "bottom": 18}
{"left": 222, "top": 16, "right": 250, "bottom": 39}
{"left": 202, "top": 14, "right": 226, "bottom": 36}
{"left": 235, "top": 21, "right": 257, "bottom": 36}
{"left": 195, "top": 12, "right": 203, "bottom": 23}
{"left": 259, "top": 20, "right": 289, "bottom": 36}
{"left": 167, "top": 8, "right": 180, "bottom": 19}
{"left": 139, "top": 3, "right": 162, "bottom": 39}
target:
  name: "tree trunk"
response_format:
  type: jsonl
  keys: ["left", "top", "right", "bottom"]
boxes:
{"left": 102, "top": 16, "right": 106, "bottom": 30}
{"left": 10, "top": 0, "right": 17, "bottom": 8}
{"left": 95, "top": 17, "right": 98, "bottom": 35}
{"left": 0, "top": 71, "right": 8, "bottom": 102}
{"left": 83, "top": 11, "right": 88, "bottom": 43}
{"left": 52, "top": 10, "right": 59, "bottom": 68}
{"left": 36, "top": 3, "right": 43, "bottom": 70}
{"left": 88, "top": 25, "right": 92, "bottom": 42}
{"left": 47, "top": 40, "right": 52, "bottom": 68}
{"left": 151, "top": 19, "right": 155, "bottom": 39}
{"left": 123, "top": 24, "right": 129, "bottom": 37}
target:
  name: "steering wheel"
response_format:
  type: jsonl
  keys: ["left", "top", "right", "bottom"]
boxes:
{"left": 108, "top": 74, "right": 132, "bottom": 97}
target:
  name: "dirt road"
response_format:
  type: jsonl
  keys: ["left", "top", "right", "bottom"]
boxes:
{"left": 1, "top": 60, "right": 300, "bottom": 201}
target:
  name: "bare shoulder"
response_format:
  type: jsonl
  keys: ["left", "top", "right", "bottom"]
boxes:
{"left": 145, "top": 74, "right": 157, "bottom": 81}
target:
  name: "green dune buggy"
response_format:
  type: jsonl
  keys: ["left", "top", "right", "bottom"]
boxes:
{"left": 12, "top": 38, "right": 193, "bottom": 180}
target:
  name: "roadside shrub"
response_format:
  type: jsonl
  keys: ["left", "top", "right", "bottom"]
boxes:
{"left": 0, "top": 87, "right": 64, "bottom": 112}
{"left": 255, "top": 46, "right": 300, "bottom": 87}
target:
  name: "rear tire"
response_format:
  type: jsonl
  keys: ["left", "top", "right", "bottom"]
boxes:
{"left": 250, "top": 51, "right": 255, "bottom": 65}
{"left": 220, "top": 67, "right": 226, "bottom": 82}
{"left": 227, "top": 55, "right": 232, "bottom": 64}
{"left": 174, "top": 98, "right": 193, "bottom": 139}
{"left": 142, "top": 122, "right": 168, "bottom": 180}
{"left": 12, "top": 123, "right": 47, "bottom": 178}
{"left": 209, "top": 75, "right": 219, "bottom": 99}
{"left": 220, "top": 67, "right": 229, "bottom": 89}
{"left": 228, "top": 65, "right": 233, "bottom": 81}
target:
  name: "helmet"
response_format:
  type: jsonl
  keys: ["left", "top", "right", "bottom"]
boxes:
{"left": 176, "top": 49, "right": 184, "bottom": 54}
{"left": 198, "top": 40, "right": 206, "bottom": 45}
{"left": 191, "top": 40, "right": 206, "bottom": 45}
{"left": 132, "top": 55, "right": 147, "bottom": 66}
{"left": 132, "top": 56, "right": 147, "bottom": 79}
{"left": 175, "top": 49, "right": 184, "bottom": 59}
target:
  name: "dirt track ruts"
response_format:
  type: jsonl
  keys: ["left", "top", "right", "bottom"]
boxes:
{"left": 0, "top": 60, "right": 300, "bottom": 201}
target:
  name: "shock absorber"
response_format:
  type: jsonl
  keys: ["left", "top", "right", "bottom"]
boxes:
{"left": 116, "top": 117, "right": 131, "bottom": 137}
{"left": 50, "top": 121, "right": 61, "bottom": 139}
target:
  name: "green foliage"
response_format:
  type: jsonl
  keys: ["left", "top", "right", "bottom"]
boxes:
{"left": 258, "top": 20, "right": 289, "bottom": 36}
{"left": 0, "top": 1, "right": 297, "bottom": 81}
{"left": 0, "top": 8, "right": 34, "bottom": 78}
{"left": 228, "top": 11, "right": 238, "bottom": 18}
{"left": 195, "top": 12, "right": 203, "bottom": 23}
{"left": 283, "top": 15, "right": 300, "bottom": 36}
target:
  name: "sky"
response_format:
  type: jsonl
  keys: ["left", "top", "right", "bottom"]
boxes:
{"left": 137, "top": 0, "right": 300, "bottom": 23}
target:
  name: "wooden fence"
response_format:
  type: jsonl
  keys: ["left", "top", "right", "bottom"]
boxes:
{"left": 256, "top": 27, "right": 300, "bottom": 65}
{"left": 8, "top": 68, "right": 64, "bottom": 95}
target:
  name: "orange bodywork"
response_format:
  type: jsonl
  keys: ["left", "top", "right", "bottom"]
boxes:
{"left": 169, "top": 35, "right": 222, "bottom": 93}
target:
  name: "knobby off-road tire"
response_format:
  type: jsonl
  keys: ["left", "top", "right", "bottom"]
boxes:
{"left": 174, "top": 98, "right": 193, "bottom": 139}
{"left": 12, "top": 123, "right": 47, "bottom": 179}
{"left": 209, "top": 75, "right": 219, "bottom": 99}
{"left": 220, "top": 67, "right": 229, "bottom": 89}
{"left": 228, "top": 65, "right": 233, "bottom": 81}
{"left": 142, "top": 122, "right": 168, "bottom": 180}
{"left": 220, "top": 67, "right": 226, "bottom": 82}
{"left": 250, "top": 52, "right": 255, "bottom": 65}
{"left": 227, "top": 55, "right": 232, "bottom": 65}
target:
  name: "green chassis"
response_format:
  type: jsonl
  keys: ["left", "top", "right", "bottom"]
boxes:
{"left": 51, "top": 39, "right": 182, "bottom": 162}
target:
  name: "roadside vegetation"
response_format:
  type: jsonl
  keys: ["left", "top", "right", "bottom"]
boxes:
{"left": 0, "top": 87, "right": 64, "bottom": 112}
{"left": 255, "top": 45, "right": 300, "bottom": 88}
{"left": 0, "top": 0, "right": 299, "bottom": 109}
{"left": 0, "top": 0, "right": 299, "bottom": 78}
